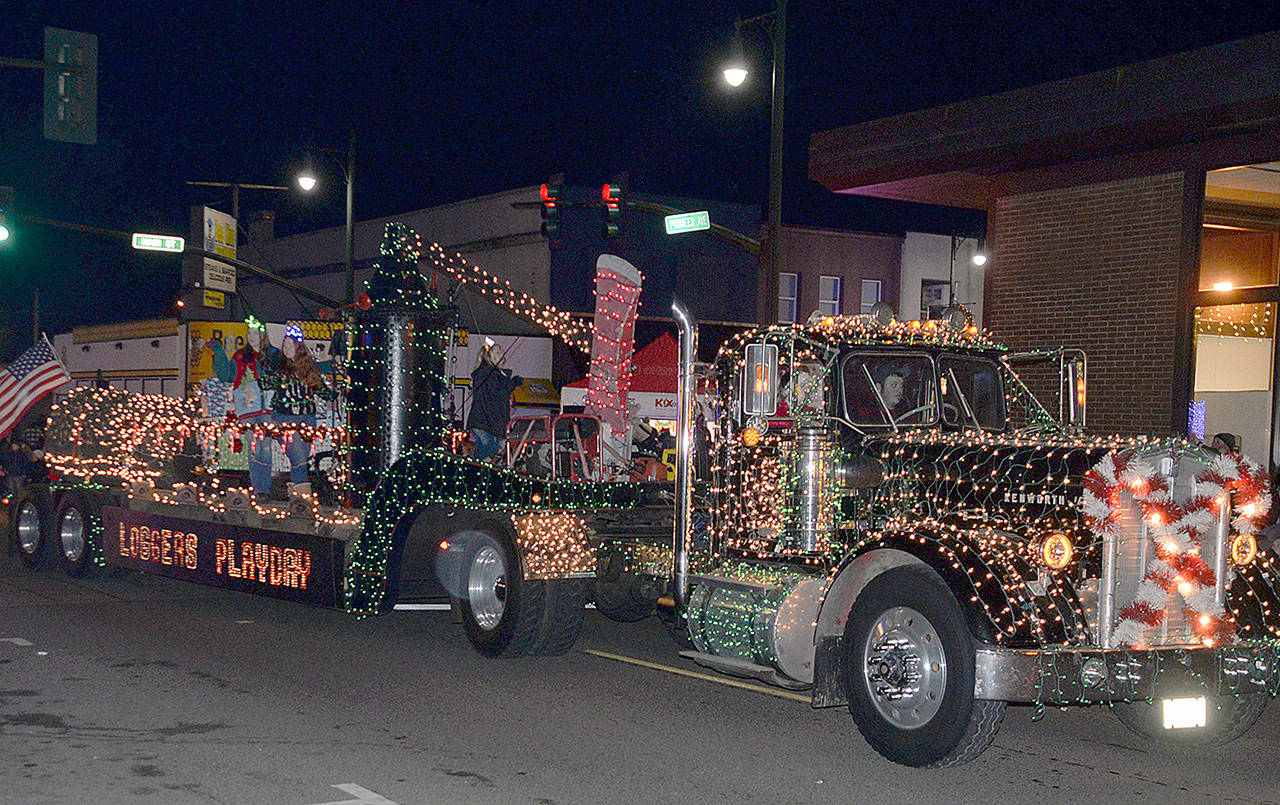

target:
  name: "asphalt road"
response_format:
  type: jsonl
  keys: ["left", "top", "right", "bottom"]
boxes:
{"left": 3, "top": 553, "right": 1280, "bottom": 805}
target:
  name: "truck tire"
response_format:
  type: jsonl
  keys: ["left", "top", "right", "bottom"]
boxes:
{"left": 843, "top": 565, "right": 1005, "bottom": 767}
{"left": 1112, "top": 666, "right": 1270, "bottom": 746}
{"left": 531, "top": 579, "right": 586, "bottom": 656}
{"left": 10, "top": 485, "right": 55, "bottom": 570}
{"left": 457, "top": 529, "right": 544, "bottom": 658}
{"left": 54, "top": 490, "right": 101, "bottom": 578}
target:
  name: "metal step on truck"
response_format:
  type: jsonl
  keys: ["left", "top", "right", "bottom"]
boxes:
{"left": 10, "top": 224, "right": 1280, "bottom": 767}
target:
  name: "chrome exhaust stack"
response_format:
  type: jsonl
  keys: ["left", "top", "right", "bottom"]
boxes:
{"left": 671, "top": 299, "right": 697, "bottom": 610}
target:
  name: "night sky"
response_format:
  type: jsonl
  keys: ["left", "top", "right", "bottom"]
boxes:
{"left": 2, "top": 1, "right": 1278, "bottom": 359}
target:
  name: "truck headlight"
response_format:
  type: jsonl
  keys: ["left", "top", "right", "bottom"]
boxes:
{"left": 1039, "top": 533, "right": 1074, "bottom": 570}
{"left": 1230, "top": 533, "right": 1258, "bottom": 567}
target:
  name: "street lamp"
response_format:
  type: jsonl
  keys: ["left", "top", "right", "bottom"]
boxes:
{"left": 721, "top": 0, "right": 786, "bottom": 327}
{"left": 296, "top": 130, "right": 357, "bottom": 304}
{"left": 949, "top": 236, "right": 989, "bottom": 305}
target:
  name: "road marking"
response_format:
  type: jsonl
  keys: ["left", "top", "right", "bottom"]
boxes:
{"left": 0, "top": 638, "right": 33, "bottom": 647}
{"left": 308, "top": 783, "right": 397, "bottom": 805}
{"left": 392, "top": 603, "right": 453, "bottom": 611}
{"left": 582, "top": 649, "right": 811, "bottom": 702}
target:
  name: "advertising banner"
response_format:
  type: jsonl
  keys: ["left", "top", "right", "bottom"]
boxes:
{"left": 202, "top": 206, "right": 237, "bottom": 293}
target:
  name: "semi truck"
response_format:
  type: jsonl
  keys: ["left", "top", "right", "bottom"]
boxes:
{"left": 10, "top": 229, "right": 1280, "bottom": 767}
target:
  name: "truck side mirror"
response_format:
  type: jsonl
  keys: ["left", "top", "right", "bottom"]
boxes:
{"left": 742, "top": 342, "right": 779, "bottom": 416}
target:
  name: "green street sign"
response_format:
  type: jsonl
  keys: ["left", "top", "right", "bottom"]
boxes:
{"left": 664, "top": 210, "right": 710, "bottom": 235}
{"left": 132, "top": 233, "right": 185, "bottom": 253}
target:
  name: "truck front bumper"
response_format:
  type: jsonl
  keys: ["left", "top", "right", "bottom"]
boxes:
{"left": 974, "top": 643, "right": 1280, "bottom": 704}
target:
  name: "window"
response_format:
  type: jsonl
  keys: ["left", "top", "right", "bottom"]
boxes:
{"left": 842, "top": 353, "right": 937, "bottom": 427}
{"left": 860, "top": 279, "right": 882, "bottom": 315}
{"left": 778, "top": 272, "right": 799, "bottom": 323}
{"left": 938, "top": 357, "right": 1006, "bottom": 431}
{"left": 819, "top": 275, "right": 842, "bottom": 316}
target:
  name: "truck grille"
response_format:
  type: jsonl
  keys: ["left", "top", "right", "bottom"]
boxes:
{"left": 1090, "top": 449, "right": 1231, "bottom": 649}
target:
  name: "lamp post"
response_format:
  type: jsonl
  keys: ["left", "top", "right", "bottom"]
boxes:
{"left": 723, "top": 0, "right": 786, "bottom": 327}
{"left": 297, "top": 130, "right": 357, "bottom": 304}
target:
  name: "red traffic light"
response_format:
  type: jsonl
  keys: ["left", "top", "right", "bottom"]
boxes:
{"left": 540, "top": 183, "right": 557, "bottom": 205}
{"left": 602, "top": 183, "right": 621, "bottom": 208}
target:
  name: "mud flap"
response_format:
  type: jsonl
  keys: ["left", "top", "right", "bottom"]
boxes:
{"left": 812, "top": 635, "right": 847, "bottom": 708}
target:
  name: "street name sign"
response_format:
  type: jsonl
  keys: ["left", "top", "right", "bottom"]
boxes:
{"left": 664, "top": 210, "right": 710, "bottom": 235}
{"left": 132, "top": 233, "right": 185, "bottom": 253}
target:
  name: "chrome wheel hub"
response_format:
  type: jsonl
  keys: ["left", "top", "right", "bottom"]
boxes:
{"left": 862, "top": 606, "right": 946, "bottom": 729}
{"left": 467, "top": 544, "right": 507, "bottom": 630}
{"left": 59, "top": 508, "right": 85, "bottom": 563}
{"left": 16, "top": 502, "right": 41, "bottom": 555}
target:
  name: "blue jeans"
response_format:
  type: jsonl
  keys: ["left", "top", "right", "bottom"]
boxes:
{"left": 249, "top": 414, "right": 315, "bottom": 494}
{"left": 470, "top": 428, "right": 502, "bottom": 461}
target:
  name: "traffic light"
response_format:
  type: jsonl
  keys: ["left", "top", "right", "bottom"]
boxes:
{"left": 0, "top": 186, "right": 13, "bottom": 248}
{"left": 540, "top": 180, "right": 560, "bottom": 239}
{"left": 602, "top": 182, "right": 623, "bottom": 238}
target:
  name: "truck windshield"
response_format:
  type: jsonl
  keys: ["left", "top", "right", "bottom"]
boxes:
{"left": 938, "top": 356, "right": 1006, "bottom": 431}
{"left": 842, "top": 353, "right": 937, "bottom": 427}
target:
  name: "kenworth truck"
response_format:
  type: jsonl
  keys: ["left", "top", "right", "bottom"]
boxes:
{"left": 10, "top": 233, "right": 1280, "bottom": 767}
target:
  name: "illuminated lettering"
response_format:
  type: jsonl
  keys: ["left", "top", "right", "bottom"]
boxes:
{"left": 269, "top": 546, "right": 284, "bottom": 586}
{"left": 119, "top": 523, "right": 129, "bottom": 556}
{"left": 253, "top": 544, "right": 270, "bottom": 583}
{"left": 161, "top": 529, "right": 173, "bottom": 565}
{"left": 185, "top": 534, "right": 197, "bottom": 569}
{"left": 240, "top": 543, "right": 256, "bottom": 580}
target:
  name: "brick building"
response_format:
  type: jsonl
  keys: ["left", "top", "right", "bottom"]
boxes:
{"left": 810, "top": 31, "right": 1280, "bottom": 468}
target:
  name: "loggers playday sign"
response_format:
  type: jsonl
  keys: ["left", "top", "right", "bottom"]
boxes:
{"left": 102, "top": 507, "right": 341, "bottom": 607}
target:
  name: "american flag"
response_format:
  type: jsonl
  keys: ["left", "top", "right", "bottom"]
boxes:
{"left": 0, "top": 337, "right": 71, "bottom": 440}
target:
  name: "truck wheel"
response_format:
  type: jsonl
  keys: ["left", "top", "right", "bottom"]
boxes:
{"left": 54, "top": 490, "right": 101, "bottom": 578}
{"left": 10, "top": 485, "right": 55, "bottom": 570}
{"left": 1112, "top": 666, "right": 1270, "bottom": 746}
{"left": 458, "top": 530, "right": 543, "bottom": 658}
{"left": 843, "top": 565, "right": 1006, "bottom": 767}
{"left": 531, "top": 579, "right": 586, "bottom": 656}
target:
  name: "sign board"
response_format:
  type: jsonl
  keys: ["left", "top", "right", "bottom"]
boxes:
{"left": 132, "top": 233, "right": 185, "bottom": 253}
{"left": 202, "top": 207, "right": 237, "bottom": 293}
{"left": 43, "top": 28, "right": 97, "bottom": 145}
{"left": 664, "top": 210, "right": 710, "bottom": 235}
{"left": 202, "top": 289, "right": 226, "bottom": 309}
{"left": 102, "top": 506, "right": 340, "bottom": 607}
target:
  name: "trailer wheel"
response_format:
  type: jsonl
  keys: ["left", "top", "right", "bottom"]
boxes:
{"left": 457, "top": 530, "right": 543, "bottom": 658}
{"left": 54, "top": 490, "right": 101, "bottom": 578}
{"left": 1112, "top": 666, "right": 1270, "bottom": 746}
{"left": 10, "top": 485, "right": 55, "bottom": 570}
{"left": 843, "top": 565, "right": 1005, "bottom": 767}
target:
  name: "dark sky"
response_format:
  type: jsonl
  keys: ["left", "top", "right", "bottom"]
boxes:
{"left": 1, "top": 1, "right": 1278, "bottom": 358}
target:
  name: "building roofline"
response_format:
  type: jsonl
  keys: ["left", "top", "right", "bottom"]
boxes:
{"left": 809, "top": 30, "right": 1280, "bottom": 208}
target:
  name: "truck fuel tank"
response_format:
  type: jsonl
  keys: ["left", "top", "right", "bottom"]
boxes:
{"left": 685, "top": 574, "right": 826, "bottom": 686}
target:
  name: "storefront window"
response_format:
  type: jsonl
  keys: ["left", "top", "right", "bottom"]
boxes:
{"left": 1200, "top": 163, "right": 1280, "bottom": 291}
{"left": 1191, "top": 302, "right": 1275, "bottom": 458}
